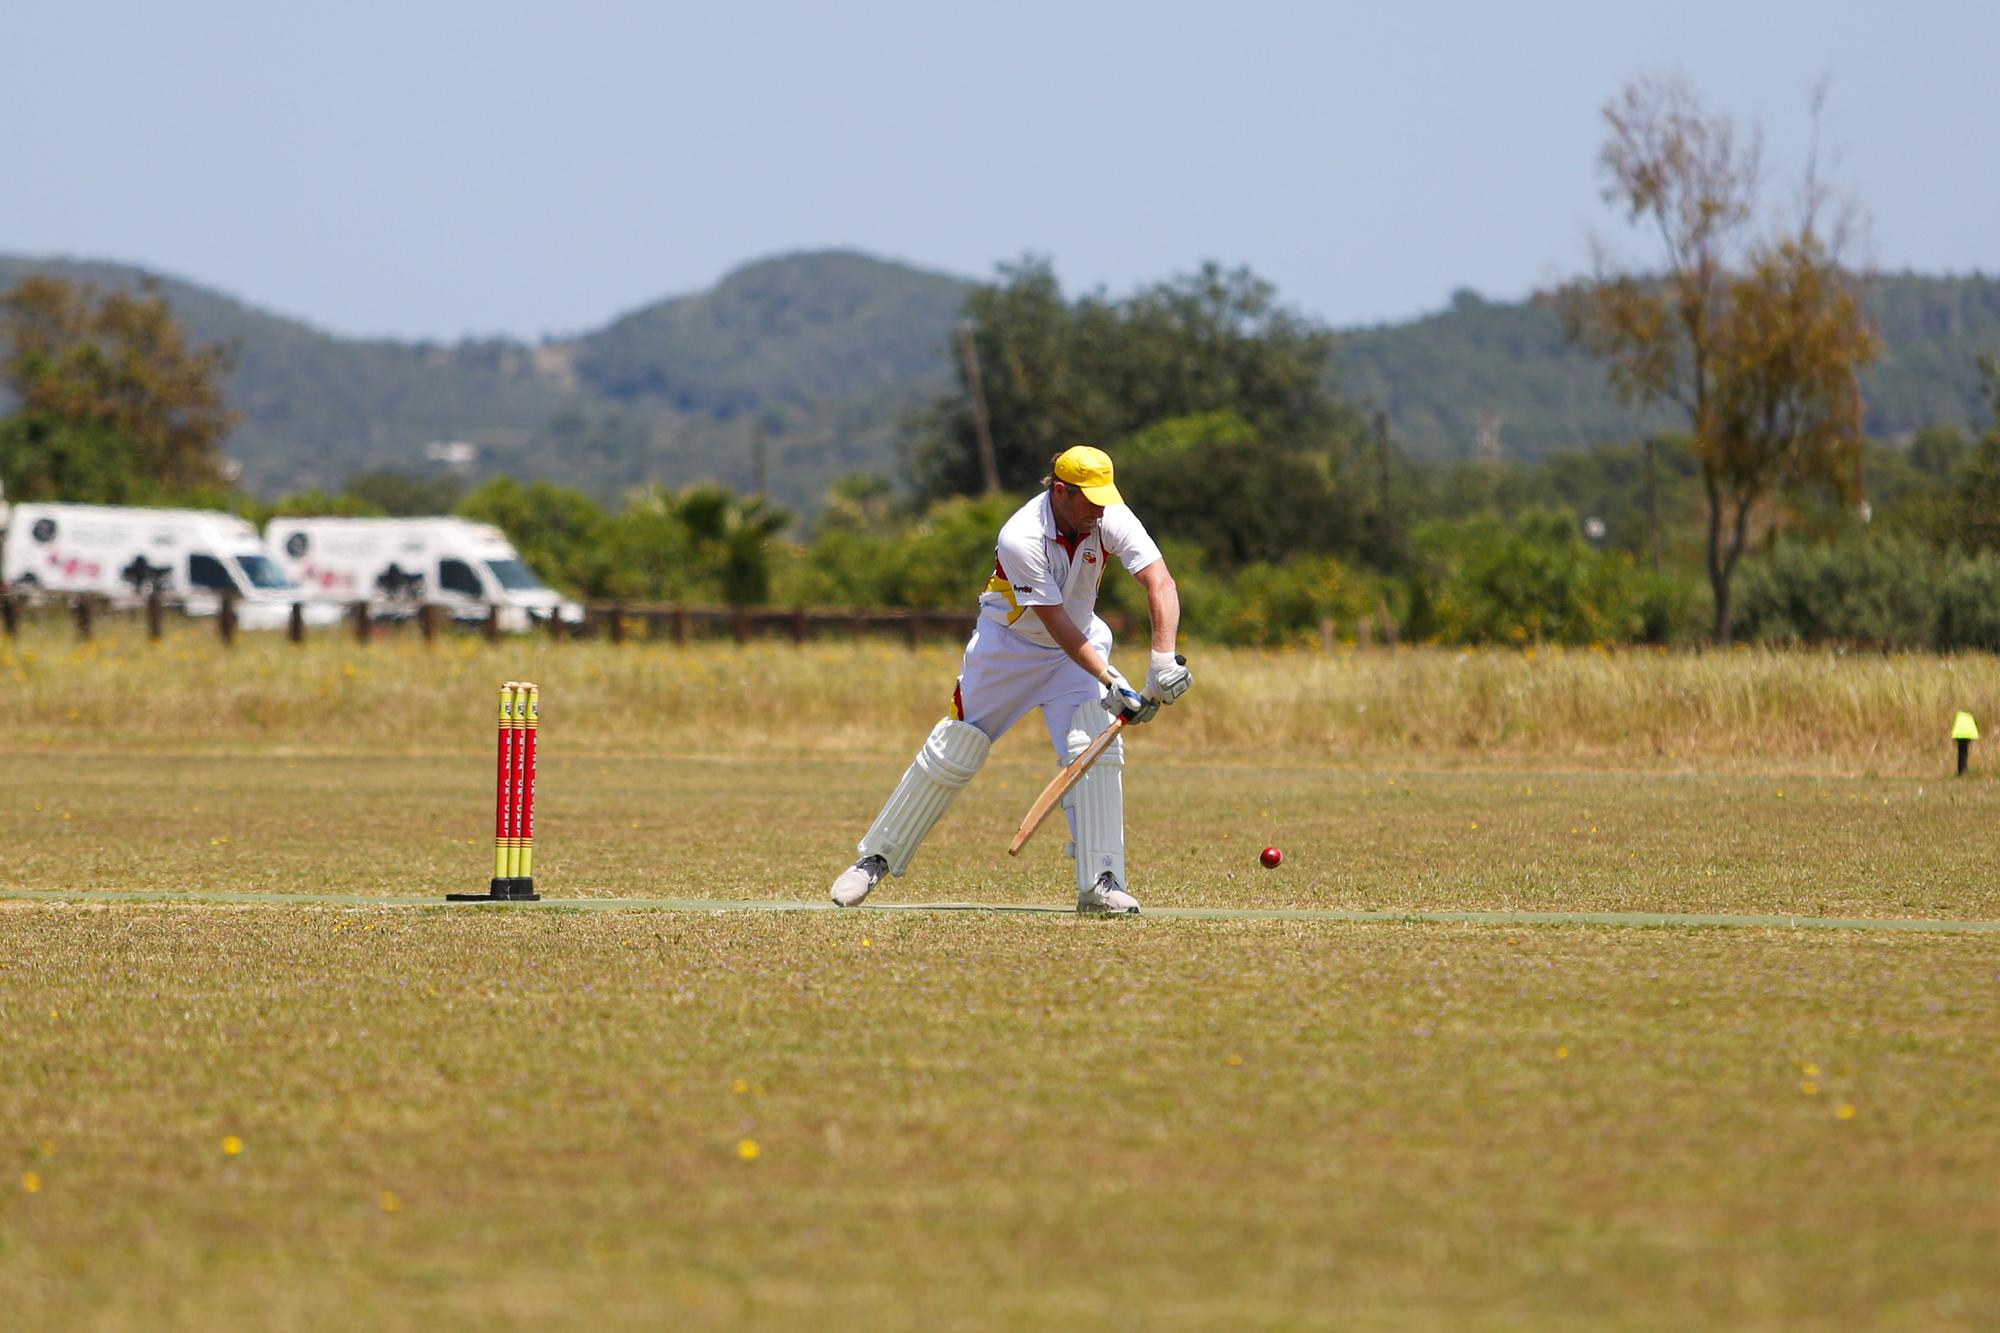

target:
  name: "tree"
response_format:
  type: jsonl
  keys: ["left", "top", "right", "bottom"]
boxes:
{"left": 1557, "top": 77, "right": 1879, "bottom": 642}
{"left": 0, "top": 416, "right": 155, "bottom": 504}
{"left": 0, "top": 275, "right": 238, "bottom": 502}
{"left": 346, "top": 469, "right": 466, "bottom": 516}
{"left": 1118, "top": 424, "right": 1344, "bottom": 568}
{"left": 598, "top": 490, "right": 700, "bottom": 603}
{"left": 455, "top": 476, "right": 613, "bottom": 596}
{"left": 268, "top": 488, "right": 388, "bottom": 519}
{"left": 1934, "top": 358, "right": 2000, "bottom": 552}
{"left": 815, "top": 472, "right": 905, "bottom": 534}
{"left": 659, "top": 483, "right": 793, "bottom": 606}
{"left": 911, "top": 259, "right": 1362, "bottom": 523}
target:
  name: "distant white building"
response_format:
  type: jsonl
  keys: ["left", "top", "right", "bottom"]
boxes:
{"left": 424, "top": 440, "right": 478, "bottom": 468}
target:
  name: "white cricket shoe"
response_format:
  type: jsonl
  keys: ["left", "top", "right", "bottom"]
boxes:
{"left": 1077, "top": 871, "right": 1140, "bottom": 916}
{"left": 830, "top": 854, "right": 888, "bottom": 907}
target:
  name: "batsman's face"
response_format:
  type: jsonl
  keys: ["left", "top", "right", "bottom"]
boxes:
{"left": 1050, "top": 481, "right": 1104, "bottom": 537}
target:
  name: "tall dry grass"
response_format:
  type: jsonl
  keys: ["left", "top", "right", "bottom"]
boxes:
{"left": 2, "top": 618, "right": 1995, "bottom": 773}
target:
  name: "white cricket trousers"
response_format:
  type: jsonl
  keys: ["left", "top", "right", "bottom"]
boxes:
{"left": 953, "top": 615, "right": 1115, "bottom": 757}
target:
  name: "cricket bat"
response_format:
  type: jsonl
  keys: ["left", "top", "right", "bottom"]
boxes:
{"left": 1007, "top": 714, "right": 1128, "bottom": 856}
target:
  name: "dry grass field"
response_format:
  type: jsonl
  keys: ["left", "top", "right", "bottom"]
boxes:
{"left": 5, "top": 620, "right": 2000, "bottom": 1328}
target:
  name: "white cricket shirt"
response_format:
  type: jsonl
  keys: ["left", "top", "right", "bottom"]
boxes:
{"left": 977, "top": 491, "right": 1161, "bottom": 648}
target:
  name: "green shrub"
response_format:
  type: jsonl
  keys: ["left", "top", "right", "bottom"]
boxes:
{"left": 776, "top": 493, "right": 1018, "bottom": 609}
{"left": 1415, "top": 509, "right": 1673, "bottom": 645}
{"left": 1208, "top": 556, "right": 1376, "bottom": 647}
{"left": 1734, "top": 537, "right": 1942, "bottom": 648}
{"left": 881, "top": 494, "right": 1022, "bottom": 608}
{"left": 1931, "top": 552, "right": 2000, "bottom": 651}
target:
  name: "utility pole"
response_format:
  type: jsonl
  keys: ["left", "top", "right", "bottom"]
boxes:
{"left": 956, "top": 320, "right": 1002, "bottom": 495}
{"left": 1644, "top": 436, "right": 1660, "bottom": 573}
{"left": 1475, "top": 411, "right": 1502, "bottom": 466}
{"left": 1372, "top": 411, "right": 1396, "bottom": 564}
{"left": 1475, "top": 411, "right": 1502, "bottom": 509}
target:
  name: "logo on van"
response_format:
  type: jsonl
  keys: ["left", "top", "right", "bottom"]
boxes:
{"left": 31, "top": 518, "right": 56, "bottom": 543}
{"left": 121, "top": 556, "right": 171, "bottom": 595}
{"left": 285, "top": 533, "right": 309, "bottom": 558}
{"left": 376, "top": 564, "right": 426, "bottom": 602}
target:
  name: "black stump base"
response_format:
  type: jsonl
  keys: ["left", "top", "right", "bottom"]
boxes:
{"left": 447, "top": 877, "right": 540, "bottom": 902}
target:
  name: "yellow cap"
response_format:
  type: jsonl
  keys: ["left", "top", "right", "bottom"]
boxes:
{"left": 1953, "top": 710, "right": 1979, "bottom": 741}
{"left": 1052, "top": 446, "right": 1123, "bottom": 506}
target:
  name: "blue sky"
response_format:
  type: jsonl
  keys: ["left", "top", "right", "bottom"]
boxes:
{"left": 7, "top": 0, "right": 1995, "bottom": 341}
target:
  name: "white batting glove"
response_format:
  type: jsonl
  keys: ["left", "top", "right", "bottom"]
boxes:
{"left": 1102, "top": 666, "right": 1152, "bottom": 723}
{"left": 1145, "top": 651, "right": 1192, "bottom": 705}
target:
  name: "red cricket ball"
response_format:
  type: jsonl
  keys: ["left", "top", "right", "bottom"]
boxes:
{"left": 1259, "top": 846, "right": 1283, "bottom": 869}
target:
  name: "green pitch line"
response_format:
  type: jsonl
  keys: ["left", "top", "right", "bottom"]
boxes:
{"left": 4, "top": 888, "right": 2000, "bottom": 933}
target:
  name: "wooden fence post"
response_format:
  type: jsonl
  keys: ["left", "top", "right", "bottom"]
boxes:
{"left": 483, "top": 604, "right": 502, "bottom": 645}
{"left": 218, "top": 593, "right": 238, "bottom": 648}
{"left": 146, "top": 589, "right": 164, "bottom": 641}
{"left": 73, "top": 595, "right": 92, "bottom": 642}
{"left": 420, "top": 603, "right": 439, "bottom": 644}
{"left": 289, "top": 602, "right": 306, "bottom": 645}
{"left": 352, "top": 601, "right": 371, "bottom": 645}
{"left": 609, "top": 606, "right": 626, "bottom": 645}
{"left": 0, "top": 592, "right": 15, "bottom": 640}
{"left": 1377, "top": 596, "right": 1398, "bottom": 646}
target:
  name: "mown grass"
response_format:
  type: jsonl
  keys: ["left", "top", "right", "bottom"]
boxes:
{"left": 4, "top": 909, "right": 1997, "bottom": 1330}
{"left": 7, "top": 622, "right": 2000, "bottom": 1327}
{"left": 7, "top": 752, "right": 2000, "bottom": 921}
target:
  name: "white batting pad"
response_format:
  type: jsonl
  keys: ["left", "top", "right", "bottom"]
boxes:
{"left": 858, "top": 718, "right": 992, "bottom": 876}
{"left": 1061, "top": 698, "right": 1126, "bottom": 893}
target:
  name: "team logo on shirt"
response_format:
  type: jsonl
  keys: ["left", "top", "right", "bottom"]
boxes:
{"left": 1081, "top": 551, "right": 1097, "bottom": 564}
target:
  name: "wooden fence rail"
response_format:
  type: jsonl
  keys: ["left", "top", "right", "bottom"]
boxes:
{"left": 577, "top": 603, "right": 992, "bottom": 646}
{"left": 0, "top": 591, "right": 1019, "bottom": 649}
{"left": 0, "top": 593, "right": 1400, "bottom": 650}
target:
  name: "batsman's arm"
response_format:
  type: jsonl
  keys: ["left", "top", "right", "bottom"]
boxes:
{"left": 1133, "top": 559, "right": 1180, "bottom": 656}
{"left": 1133, "top": 560, "right": 1193, "bottom": 706}
{"left": 1029, "top": 603, "right": 1115, "bottom": 685}
{"left": 1030, "top": 602, "right": 1151, "bottom": 721}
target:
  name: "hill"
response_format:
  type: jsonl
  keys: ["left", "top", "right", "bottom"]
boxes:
{"left": 2, "top": 253, "right": 1995, "bottom": 514}
{"left": 0, "top": 254, "right": 582, "bottom": 493}
{"left": 1339, "top": 274, "right": 2000, "bottom": 460}
{"left": 0, "top": 251, "right": 970, "bottom": 516}
{"left": 573, "top": 250, "right": 969, "bottom": 414}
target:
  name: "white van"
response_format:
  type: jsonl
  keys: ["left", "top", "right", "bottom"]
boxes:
{"left": 265, "top": 517, "right": 580, "bottom": 631}
{"left": 1, "top": 503, "right": 339, "bottom": 631}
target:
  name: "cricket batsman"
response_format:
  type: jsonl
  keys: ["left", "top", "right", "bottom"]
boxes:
{"left": 828, "top": 445, "right": 1192, "bottom": 914}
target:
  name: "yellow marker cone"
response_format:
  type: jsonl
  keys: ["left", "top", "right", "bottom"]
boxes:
{"left": 1953, "top": 711, "right": 1978, "bottom": 775}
